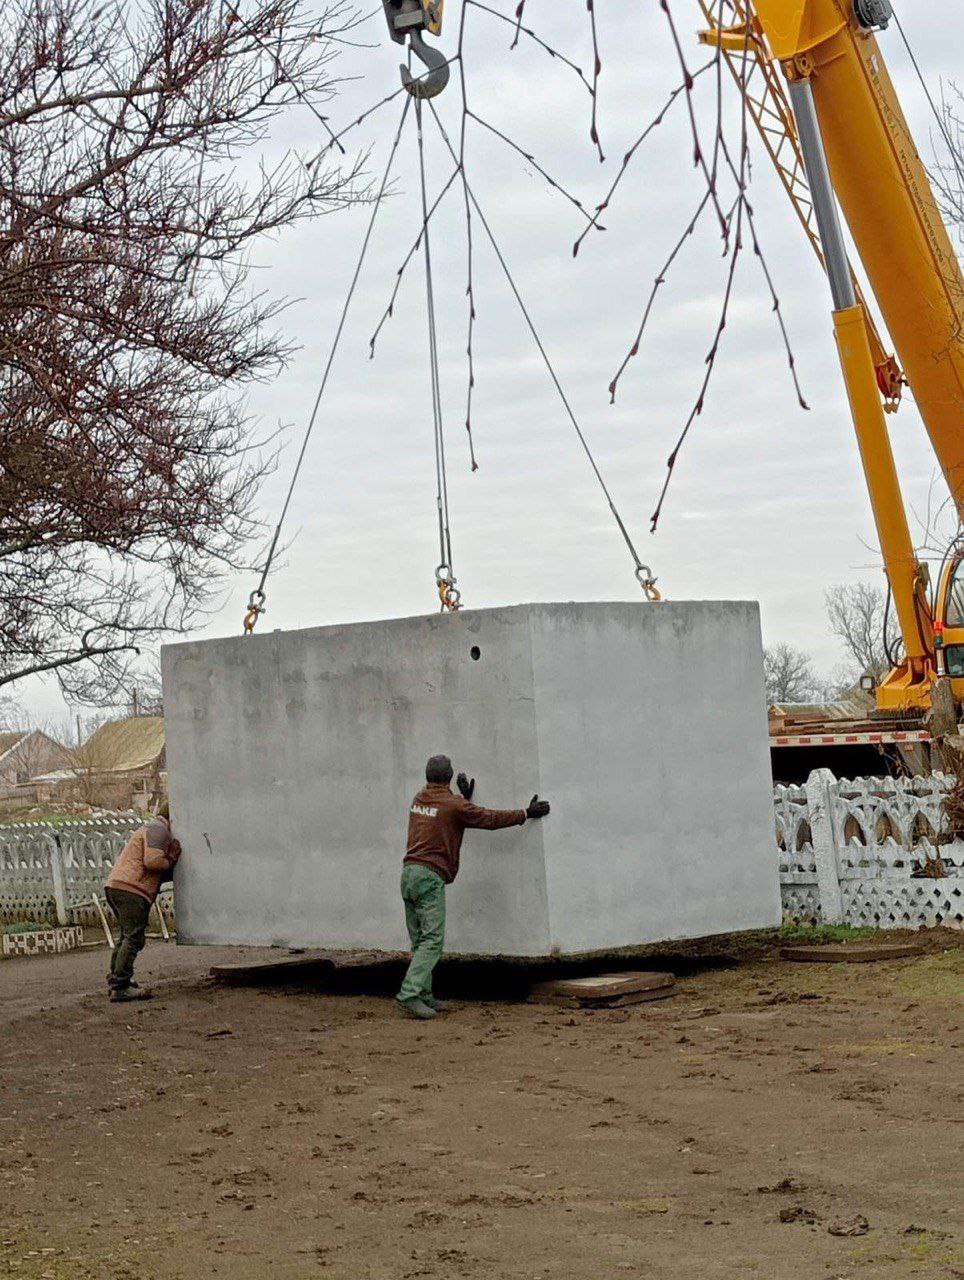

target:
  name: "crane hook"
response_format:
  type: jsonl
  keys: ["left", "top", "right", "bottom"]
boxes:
{"left": 400, "top": 27, "right": 449, "bottom": 99}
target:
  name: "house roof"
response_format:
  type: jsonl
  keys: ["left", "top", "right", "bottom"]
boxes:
{"left": 0, "top": 731, "right": 28, "bottom": 762}
{"left": 80, "top": 716, "right": 165, "bottom": 773}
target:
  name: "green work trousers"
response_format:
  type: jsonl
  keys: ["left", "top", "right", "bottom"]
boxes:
{"left": 398, "top": 863, "right": 446, "bottom": 1003}
{"left": 105, "top": 887, "right": 152, "bottom": 990}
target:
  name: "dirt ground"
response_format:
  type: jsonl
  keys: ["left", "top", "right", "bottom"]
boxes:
{"left": 1, "top": 933, "right": 962, "bottom": 1280}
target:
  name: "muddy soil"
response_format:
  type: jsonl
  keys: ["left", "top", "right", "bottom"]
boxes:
{"left": 1, "top": 933, "right": 962, "bottom": 1280}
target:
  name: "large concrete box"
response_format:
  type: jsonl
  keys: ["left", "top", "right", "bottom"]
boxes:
{"left": 163, "top": 602, "right": 780, "bottom": 956}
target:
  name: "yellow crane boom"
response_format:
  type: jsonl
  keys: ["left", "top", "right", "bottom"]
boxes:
{"left": 715, "top": 0, "right": 964, "bottom": 712}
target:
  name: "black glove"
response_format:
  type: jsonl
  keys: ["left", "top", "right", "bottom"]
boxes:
{"left": 456, "top": 772, "right": 475, "bottom": 801}
{"left": 526, "top": 794, "right": 550, "bottom": 820}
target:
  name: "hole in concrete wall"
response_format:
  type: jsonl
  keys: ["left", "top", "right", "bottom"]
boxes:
{"left": 470, "top": 646, "right": 481, "bottom": 661}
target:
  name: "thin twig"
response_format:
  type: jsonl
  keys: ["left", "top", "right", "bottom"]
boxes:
{"left": 466, "top": 0, "right": 592, "bottom": 93}
{"left": 368, "top": 162, "right": 462, "bottom": 358}
{"left": 587, "top": 0, "right": 604, "bottom": 162}
{"left": 467, "top": 110, "right": 598, "bottom": 225}
{"left": 573, "top": 59, "right": 715, "bottom": 257}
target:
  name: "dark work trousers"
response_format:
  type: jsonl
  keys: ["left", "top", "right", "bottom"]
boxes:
{"left": 105, "top": 887, "right": 152, "bottom": 990}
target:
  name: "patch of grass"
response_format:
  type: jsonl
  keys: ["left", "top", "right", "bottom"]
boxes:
{"left": 778, "top": 923, "right": 879, "bottom": 943}
{"left": 847, "top": 1230, "right": 964, "bottom": 1271}
{"left": 893, "top": 949, "right": 964, "bottom": 1000}
{"left": 618, "top": 1196, "right": 670, "bottom": 1215}
{"left": 0, "top": 920, "right": 51, "bottom": 935}
{"left": 826, "top": 1038, "right": 934, "bottom": 1056}
{"left": 0, "top": 1237, "right": 99, "bottom": 1280}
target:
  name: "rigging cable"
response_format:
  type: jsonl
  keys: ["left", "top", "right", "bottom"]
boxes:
{"left": 243, "top": 94, "right": 413, "bottom": 634}
{"left": 890, "top": 7, "right": 964, "bottom": 200}
{"left": 414, "top": 98, "right": 461, "bottom": 611}
{"left": 427, "top": 101, "right": 661, "bottom": 601}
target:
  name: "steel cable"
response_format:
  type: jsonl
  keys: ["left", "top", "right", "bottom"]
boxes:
{"left": 246, "top": 95, "right": 413, "bottom": 628}
{"left": 427, "top": 101, "right": 658, "bottom": 597}
{"left": 415, "top": 98, "right": 457, "bottom": 600}
{"left": 891, "top": 7, "right": 964, "bottom": 198}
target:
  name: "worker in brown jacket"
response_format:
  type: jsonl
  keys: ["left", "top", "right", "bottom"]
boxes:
{"left": 104, "top": 804, "right": 181, "bottom": 1002}
{"left": 397, "top": 754, "right": 550, "bottom": 1019}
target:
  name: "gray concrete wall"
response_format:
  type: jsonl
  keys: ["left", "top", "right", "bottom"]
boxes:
{"left": 163, "top": 602, "right": 780, "bottom": 956}
{"left": 528, "top": 603, "right": 781, "bottom": 953}
{"left": 164, "top": 609, "right": 552, "bottom": 954}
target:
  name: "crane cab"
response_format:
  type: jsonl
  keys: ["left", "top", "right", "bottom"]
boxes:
{"left": 935, "top": 556, "right": 964, "bottom": 697}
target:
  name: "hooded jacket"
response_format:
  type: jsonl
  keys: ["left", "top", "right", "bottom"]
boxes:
{"left": 106, "top": 818, "right": 181, "bottom": 903}
{"left": 403, "top": 783, "right": 526, "bottom": 884}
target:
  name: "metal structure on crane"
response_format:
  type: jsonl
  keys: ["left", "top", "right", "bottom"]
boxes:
{"left": 700, "top": 0, "right": 964, "bottom": 723}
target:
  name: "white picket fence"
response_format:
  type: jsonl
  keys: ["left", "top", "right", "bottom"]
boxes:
{"left": 775, "top": 770, "right": 964, "bottom": 930}
{"left": 1, "top": 775, "right": 963, "bottom": 933}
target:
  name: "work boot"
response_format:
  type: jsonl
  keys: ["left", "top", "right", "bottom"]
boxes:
{"left": 109, "top": 986, "right": 153, "bottom": 1003}
{"left": 420, "top": 996, "right": 451, "bottom": 1013}
{"left": 395, "top": 996, "right": 436, "bottom": 1020}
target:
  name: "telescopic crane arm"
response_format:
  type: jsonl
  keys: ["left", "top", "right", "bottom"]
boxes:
{"left": 714, "top": 0, "right": 964, "bottom": 711}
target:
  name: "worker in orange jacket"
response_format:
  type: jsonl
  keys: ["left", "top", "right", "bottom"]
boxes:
{"left": 104, "top": 804, "right": 180, "bottom": 1002}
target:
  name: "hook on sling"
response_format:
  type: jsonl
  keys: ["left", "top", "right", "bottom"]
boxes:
{"left": 400, "top": 29, "right": 449, "bottom": 99}
{"left": 383, "top": 1, "right": 449, "bottom": 100}
{"left": 436, "top": 564, "right": 462, "bottom": 612}
{"left": 635, "top": 565, "right": 662, "bottom": 602}
{"left": 243, "top": 588, "right": 266, "bottom": 634}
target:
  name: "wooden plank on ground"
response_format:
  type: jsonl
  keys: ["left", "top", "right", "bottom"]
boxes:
{"left": 529, "top": 986, "right": 675, "bottom": 1009}
{"left": 780, "top": 942, "right": 925, "bottom": 964}
{"left": 528, "top": 971, "right": 675, "bottom": 1007}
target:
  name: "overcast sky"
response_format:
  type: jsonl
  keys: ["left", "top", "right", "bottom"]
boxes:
{"left": 18, "top": 1, "right": 964, "bottom": 724}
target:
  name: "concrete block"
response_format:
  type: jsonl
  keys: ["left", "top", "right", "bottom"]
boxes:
{"left": 162, "top": 602, "right": 781, "bottom": 956}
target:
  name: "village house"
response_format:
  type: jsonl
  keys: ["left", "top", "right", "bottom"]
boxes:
{"left": 35, "top": 716, "right": 166, "bottom": 811}
{"left": 0, "top": 730, "right": 73, "bottom": 803}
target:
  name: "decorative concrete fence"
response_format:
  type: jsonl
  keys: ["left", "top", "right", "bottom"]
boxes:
{"left": 0, "top": 817, "right": 141, "bottom": 928}
{"left": 2, "top": 775, "right": 963, "bottom": 937}
{"left": 775, "top": 770, "right": 964, "bottom": 930}
{"left": 2, "top": 924, "right": 85, "bottom": 958}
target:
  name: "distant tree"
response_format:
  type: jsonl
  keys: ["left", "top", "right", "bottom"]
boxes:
{"left": 825, "top": 581, "right": 889, "bottom": 683}
{"left": 0, "top": 0, "right": 365, "bottom": 704}
{"left": 0, "top": 695, "right": 25, "bottom": 730}
{"left": 127, "top": 658, "right": 164, "bottom": 717}
{"left": 764, "top": 643, "right": 821, "bottom": 704}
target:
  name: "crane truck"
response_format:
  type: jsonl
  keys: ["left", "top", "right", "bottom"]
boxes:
{"left": 694, "top": 0, "right": 964, "bottom": 776}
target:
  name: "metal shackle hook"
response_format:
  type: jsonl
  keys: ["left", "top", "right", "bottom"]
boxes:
{"left": 635, "top": 565, "right": 662, "bottom": 602}
{"left": 400, "top": 28, "right": 450, "bottom": 99}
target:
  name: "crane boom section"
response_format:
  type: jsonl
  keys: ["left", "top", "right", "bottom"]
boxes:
{"left": 752, "top": 0, "right": 964, "bottom": 519}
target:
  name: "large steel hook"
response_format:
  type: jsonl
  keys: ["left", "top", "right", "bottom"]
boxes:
{"left": 400, "top": 27, "right": 449, "bottom": 99}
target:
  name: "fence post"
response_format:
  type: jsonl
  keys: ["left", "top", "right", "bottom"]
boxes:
{"left": 804, "top": 768, "right": 845, "bottom": 924}
{"left": 47, "top": 832, "right": 68, "bottom": 926}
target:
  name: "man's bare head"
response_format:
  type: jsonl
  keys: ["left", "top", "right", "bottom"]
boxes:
{"left": 425, "top": 754, "right": 454, "bottom": 785}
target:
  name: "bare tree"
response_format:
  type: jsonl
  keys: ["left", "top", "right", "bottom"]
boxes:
{"left": 764, "top": 643, "right": 821, "bottom": 704}
{"left": 825, "top": 581, "right": 890, "bottom": 683}
{"left": 1, "top": 0, "right": 365, "bottom": 703}
{"left": 935, "top": 82, "right": 964, "bottom": 245}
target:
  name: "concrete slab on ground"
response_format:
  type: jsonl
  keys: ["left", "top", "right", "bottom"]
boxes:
{"left": 780, "top": 941, "right": 926, "bottom": 963}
